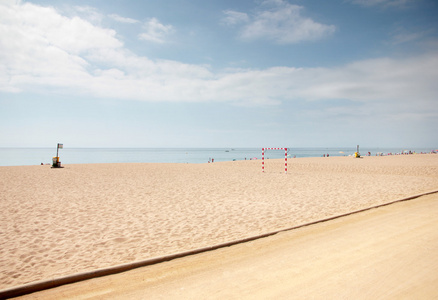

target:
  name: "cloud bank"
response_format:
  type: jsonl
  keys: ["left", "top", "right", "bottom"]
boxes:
{"left": 0, "top": 0, "right": 437, "bottom": 120}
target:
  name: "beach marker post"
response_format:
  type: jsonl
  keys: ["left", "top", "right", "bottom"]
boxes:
{"left": 262, "top": 148, "right": 287, "bottom": 174}
{"left": 355, "top": 144, "right": 360, "bottom": 158}
{"left": 52, "top": 143, "right": 63, "bottom": 168}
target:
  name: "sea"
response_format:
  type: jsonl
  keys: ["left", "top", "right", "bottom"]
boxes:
{"left": 0, "top": 147, "right": 435, "bottom": 167}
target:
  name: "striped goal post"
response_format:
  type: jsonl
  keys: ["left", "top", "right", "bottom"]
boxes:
{"left": 262, "top": 148, "right": 287, "bottom": 174}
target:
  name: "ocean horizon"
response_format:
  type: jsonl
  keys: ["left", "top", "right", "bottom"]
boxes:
{"left": 0, "top": 147, "right": 435, "bottom": 167}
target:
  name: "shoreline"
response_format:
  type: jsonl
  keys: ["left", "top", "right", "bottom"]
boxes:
{"left": 0, "top": 147, "right": 436, "bottom": 167}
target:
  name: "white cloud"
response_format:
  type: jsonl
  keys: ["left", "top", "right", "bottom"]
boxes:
{"left": 222, "top": 10, "right": 249, "bottom": 25}
{"left": 223, "top": 0, "right": 336, "bottom": 44}
{"left": 108, "top": 13, "right": 139, "bottom": 24}
{"left": 0, "top": 1, "right": 115, "bottom": 93}
{"left": 297, "top": 54, "right": 438, "bottom": 106}
{"left": 0, "top": 0, "right": 437, "bottom": 121}
{"left": 0, "top": 1, "right": 210, "bottom": 100}
{"left": 72, "top": 5, "right": 104, "bottom": 24}
{"left": 138, "top": 18, "right": 174, "bottom": 44}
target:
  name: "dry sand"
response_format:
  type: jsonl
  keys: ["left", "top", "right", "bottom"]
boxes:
{"left": 0, "top": 154, "right": 437, "bottom": 293}
{"left": 16, "top": 192, "right": 438, "bottom": 299}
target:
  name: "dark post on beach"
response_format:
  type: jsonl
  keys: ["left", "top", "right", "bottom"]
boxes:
{"left": 52, "top": 143, "right": 63, "bottom": 168}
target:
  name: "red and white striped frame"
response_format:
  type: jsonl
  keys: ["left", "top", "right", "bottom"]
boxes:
{"left": 262, "top": 148, "right": 288, "bottom": 174}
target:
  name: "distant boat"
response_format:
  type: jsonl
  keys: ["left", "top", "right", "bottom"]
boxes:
{"left": 225, "top": 150, "right": 230, "bottom": 152}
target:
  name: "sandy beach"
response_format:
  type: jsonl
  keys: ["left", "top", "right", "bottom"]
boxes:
{"left": 15, "top": 192, "right": 438, "bottom": 299}
{"left": 0, "top": 154, "right": 437, "bottom": 295}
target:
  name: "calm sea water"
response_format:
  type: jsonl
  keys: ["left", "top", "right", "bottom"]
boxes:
{"left": 0, "top": 147, "right": 435, "bottom": 166}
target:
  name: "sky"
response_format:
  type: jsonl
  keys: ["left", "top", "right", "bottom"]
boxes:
{"left": 1, "top": 0, "right": 437, "bottom": 148}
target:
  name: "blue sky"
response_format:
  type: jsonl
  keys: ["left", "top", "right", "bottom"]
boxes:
{"left": 1, "top": 0, "right": 437, "bottom": 148}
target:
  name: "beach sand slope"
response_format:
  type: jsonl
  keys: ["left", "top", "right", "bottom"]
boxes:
{"left": 17, "top": 193, "right": 438, "bottom": 299}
